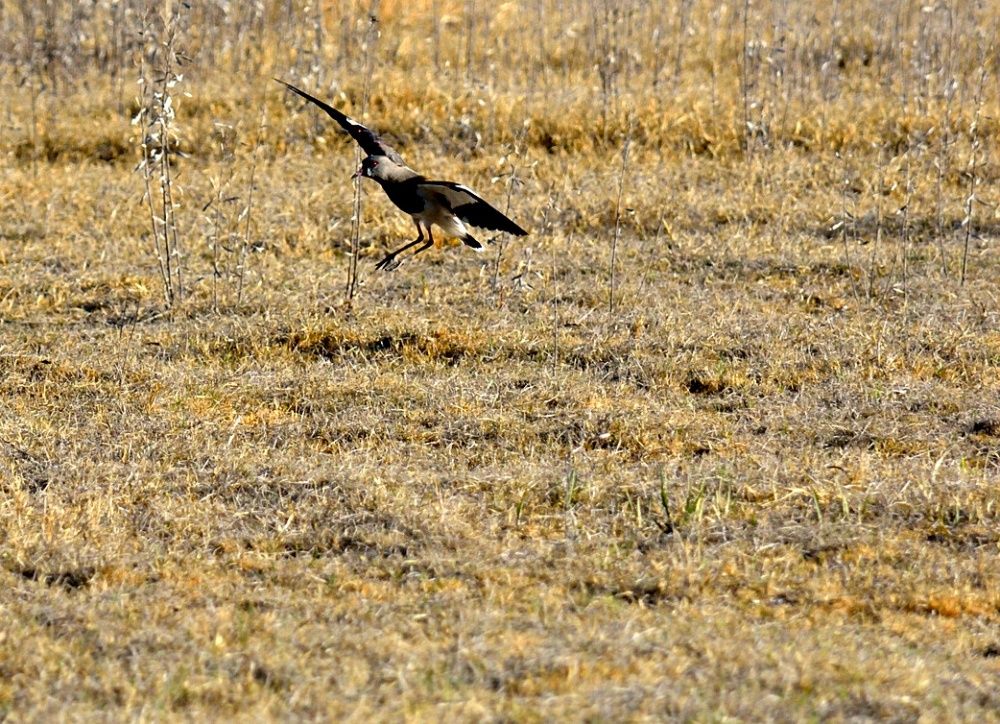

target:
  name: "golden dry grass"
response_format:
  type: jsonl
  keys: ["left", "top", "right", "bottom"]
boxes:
{"left": 1, "top": 0, "right": 1000, "bottom": 720}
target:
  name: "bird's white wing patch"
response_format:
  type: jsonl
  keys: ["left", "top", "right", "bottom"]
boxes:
{"left": 275, "top": 80, "right": 407, "bottom": 165}
{"left": 417, "top": 181, "right": 524, "bottom": 234}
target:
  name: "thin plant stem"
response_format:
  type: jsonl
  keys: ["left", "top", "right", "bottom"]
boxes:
{"left": 901, "top": 138, "right": 912, "bottom": 303}
{"left": 210, "top": 181, "right": 224, "bottom": 313}
{"left": 742, "top": 0, "right": 752, "bottom": 162}
{"left": 868, "top": 146, "right": 886, "bottom": 299}
{"left": 609, "top": 136, "right": 630, "bottom": 315}
{"left": 237, "top": 107, "right": 267, "bottom": 307}
{"left": 492, "top": 150, "right": 520, "bottom": 303}
{"left": 348, "top": 6, "right": 381, "bottom": 303}
{"left": 961, "top": 63, "right": 987, "bottom": 287}
{"left": 135, "top": 5, "right": 187, "bottom": 309}
{"left": 838, "top": 153, "right": 861, "bottom": 304}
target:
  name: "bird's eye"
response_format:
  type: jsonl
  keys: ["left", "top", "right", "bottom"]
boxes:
{"left": 371, "top": 161, "right": 378, "bottom": 168}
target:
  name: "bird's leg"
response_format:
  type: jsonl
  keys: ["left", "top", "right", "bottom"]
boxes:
{"left": 375, "top": 221, "right": 431, "bottom": 271}
{"left": 408, "top": 228, "right": 435, "bottom": 260}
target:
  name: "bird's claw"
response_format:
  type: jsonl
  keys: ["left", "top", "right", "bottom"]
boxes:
{"left": 375, "top": 254, "right": 401, "bottom": 271}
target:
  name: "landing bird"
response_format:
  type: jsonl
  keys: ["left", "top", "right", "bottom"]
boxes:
{"left": 276, "top": 79, "right": 528, "bottom": 271}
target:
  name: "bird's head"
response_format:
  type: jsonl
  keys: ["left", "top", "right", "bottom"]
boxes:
{"left": 351, "top": 155, "right": 417, "bottom": 184}
{"left": 352, "top": 155, "right": 386, "bottom": 180}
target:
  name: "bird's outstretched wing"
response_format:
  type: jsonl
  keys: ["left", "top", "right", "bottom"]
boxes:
{"left": 419, "top": 182, "right": 528, "bottom": 236}
{"left": 275, "top": 78, "right": 405, "bottom": 165}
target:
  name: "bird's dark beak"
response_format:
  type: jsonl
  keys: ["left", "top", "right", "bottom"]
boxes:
{"left": 351, "top": 167, "right": 363, "bottom": 179}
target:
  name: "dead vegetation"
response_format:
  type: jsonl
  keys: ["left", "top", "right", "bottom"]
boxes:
{"left": 0, "top": 0, "right": 999, "bottom": 719}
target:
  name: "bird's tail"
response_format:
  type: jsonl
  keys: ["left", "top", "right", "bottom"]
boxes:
{"left": 462, "top": 233, "right": 483, "bottom": 250}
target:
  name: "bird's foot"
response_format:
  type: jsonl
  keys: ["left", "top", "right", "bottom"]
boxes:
{"left": 375, "top": 253, "right": 401, "bottom": 271}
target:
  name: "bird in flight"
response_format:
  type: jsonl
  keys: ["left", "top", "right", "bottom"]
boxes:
{"left": 276, "top": 79, "right": 528, "bottom": 271}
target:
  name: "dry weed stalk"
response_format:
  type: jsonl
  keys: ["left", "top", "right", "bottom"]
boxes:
{"left": 933, "top": 114, "right": 955, "bottom": 276}
{"left": 592, "top": 0, "right": 621, "bottom": 140}
{"left": 836, "top": 152, "right": 861, "bottom": 303}
{"left": 203, "top": 108, "right": 267, "bottom": 313}
{"left": 899, "top": 140, "right": 912, "bottom": 301}
{"left": 609, "top": 135, "right": 631, "bottom": 315}
{"left": 671, "top": 0, "right": 695, "bottom": 90}
{"left": 206, "top": 154, "right": 235, "bottom": 313}
{"left": 236, "top": 109, "right": 267, "bottom": 307}
{"left": 431, "top": 0, "right": 442, "bottom": 70}
{"left": 11, "top": 3, "right": 46, "bottom": 178}
{"left": 961, "top": 61, "right": 988, "bottom": 287}
{"left": 741, "top": 0, "right": 753, "bottom": 161}
{"left": 463, "top": 0, "right": 476, "bottom": 81}
{"left": 134, "top": 4, "right": 187, "bottom": 308}
{"left": 25, "top": 74, "right": 40, "bottom": 177}
{"left": 347, "top": 5, "right": 381, "bottom": 303}
{"left": 491, "top": 137, "right": 526, "bottom": 305}
{"left": 868, "top": 145, "right": 887, "bottom": 299}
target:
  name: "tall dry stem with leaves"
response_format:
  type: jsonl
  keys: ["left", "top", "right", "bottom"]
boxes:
{"left": 134, "top": 5, "right": 187, "bottom": 308}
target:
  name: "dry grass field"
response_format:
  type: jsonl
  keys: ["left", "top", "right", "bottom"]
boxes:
{"left": 1, "top": 0, "right": 1000, "bottom": 719}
